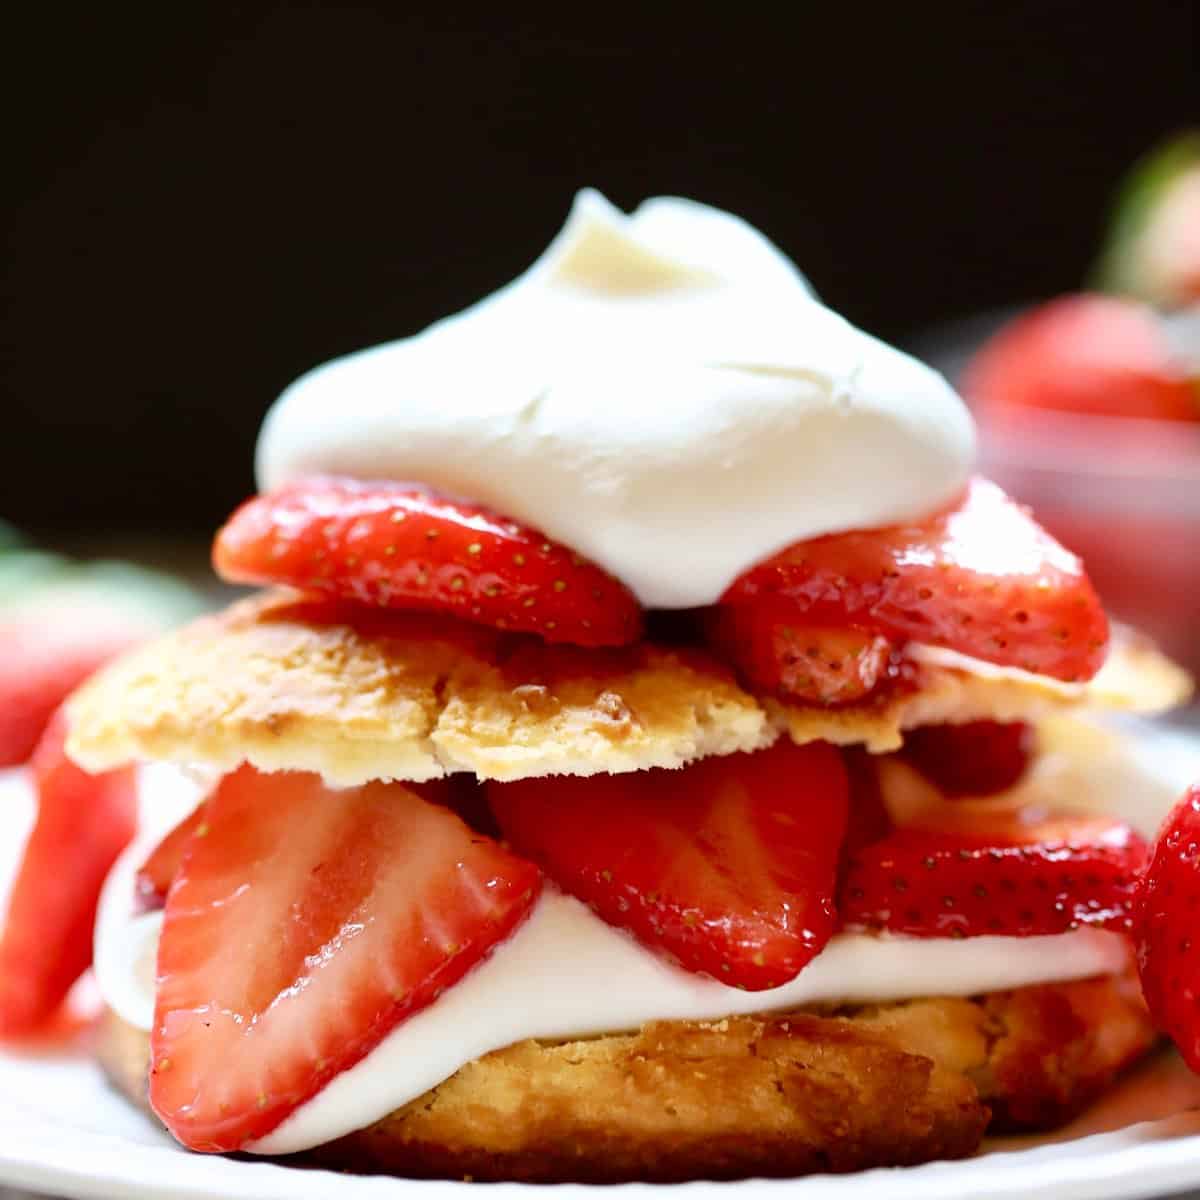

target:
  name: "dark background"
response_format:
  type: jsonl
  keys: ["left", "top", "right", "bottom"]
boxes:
{"left": 4, "top": 3, "right": 1196, "bottom": 540}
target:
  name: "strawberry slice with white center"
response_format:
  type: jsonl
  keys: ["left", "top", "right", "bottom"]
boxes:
{"left": 1133, "top": 785, "right": 1200, "bottom": 1071}
{"left": 488, "top": 741, "right": 849, "bottom": 991}
{"left": 839, "top": 811, "right": 1146, "bottom": 938}
{"left": 134, "top": 778, "right": 460, "bottom": 912}
{"left": 212, "top": 476, "right": 643, "bottom": 647}
{"left": 0, "top": 708, "right": 137, "bottom": 1034}
{"left": 149, "top": 765, "right": 541, "bottom": 1152}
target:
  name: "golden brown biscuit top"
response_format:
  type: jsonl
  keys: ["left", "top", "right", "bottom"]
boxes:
{"left": 66, "top": 592, "right": 1191, "bottom": 786}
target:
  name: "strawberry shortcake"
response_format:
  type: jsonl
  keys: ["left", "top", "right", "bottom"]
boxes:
{"left": 4, "top": 192, "right": 1195, "bottom": 1183}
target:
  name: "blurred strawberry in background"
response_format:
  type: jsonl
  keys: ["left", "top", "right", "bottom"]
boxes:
{"left": 0, "top": 524, "right": 203, "bottom": 1034}
{"left": 959, "top": 132, "right": 1200, "bottom": 684}
{"left": 966, "top": 293, "right": 1197, "bottom": 426}
{"left": 0, "top": 709, "right": 138, "bottom": 1035}
{"left": 0, "top": 525, "right": 203, "bottom": 765}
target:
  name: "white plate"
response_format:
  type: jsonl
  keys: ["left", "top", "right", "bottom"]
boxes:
{"left": 2, "top": 722, "right": 1199, "bottom": 1200}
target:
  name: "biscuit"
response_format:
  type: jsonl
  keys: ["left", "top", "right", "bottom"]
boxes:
{"left": 66, "top": 594, "right": 774, "bottom": 785}
{"left": 67, "top": 593, "right": 1190, "bottom": 785}
{"left": 97, "top": 972, "right": 1155, "bottom": 1183}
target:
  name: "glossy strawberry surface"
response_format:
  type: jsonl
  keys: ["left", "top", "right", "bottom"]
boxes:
{"left": 721, "top": 477, "right": 1109, "bottom": 684}
{"left": 149, "top": 766, "right": 540, "bottom": 1151}
{"left": 840, "top": 812, "right": 1146, "bottom": 938}
{"left": 213, "top": 477, "right": 643, "bottom": 646}
{"left": 490, "top": 741, "right": 849, "bottom": 990}
{"left": 1134, "top": 785, "right": 1200, "bottom": 1071}
{"left": 704, "top": 604, "right": 900, "bottom": 704}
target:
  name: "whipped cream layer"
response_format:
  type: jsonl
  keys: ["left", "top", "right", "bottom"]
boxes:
{"left": 95, "top": 765, "right": 1142, "bottom": 1158}
{"left": 254, "top": 907, "right": 1126, "bottom": 1156}
{"left": 257, "top": 191, "right": 975, "bottom": 608}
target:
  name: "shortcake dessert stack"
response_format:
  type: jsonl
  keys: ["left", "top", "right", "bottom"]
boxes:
{"left": 3, "top": 192, "right": 1194, "bottom": 1183}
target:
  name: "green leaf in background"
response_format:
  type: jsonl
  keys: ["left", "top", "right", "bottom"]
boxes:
{"left": 1092, "top": 130, "right": 1200, "bottom": 307}
{"left": 0, "top": 550, "right": 76, "bottom": 601}
{"left": 0, "top": 547, "right": 207, "bottom": 631}
{"left": 18, "top": 560, "right": 208, "bottom": 628}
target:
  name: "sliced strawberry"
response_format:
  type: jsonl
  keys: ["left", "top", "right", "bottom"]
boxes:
{"left": 965, "top": 294, "right": 1199, "bottom": 423}
{"left": 149, "top": 765, "right": 540, "bottom": 1152}
{"left": 0, "top": 610, "right": 144, "bottom": 766}
{"left": 1133, "top": 785, "right": 1200, "bottom": 1071}
{"left": 842, "top": 747, "right": 893, "bottom": 858}
{"left": 135, "top": 804, "right": 209, "bottom": 912}
{"left": 703, "top": 603, "right": 900, "bottom": 704}
{"left": 133, "top": 776, "right": 463, "bottom": 912}
{"left": 0, "top": 709, "right": 137, "bottom": 1034}
{"left": 488, "top": 741, "right": 849, "bottom": 991}
{"left": 213, "top": 477, "right": 643, "bottom": 647}
{"left": 720, "top": 477, "right": 1109, "bottom": 683}
{"left": 899, "top": 721, "right": 1034, "bottom": 798}
{"left": 839, "top": 812, "right": 1146, "bottom": 938}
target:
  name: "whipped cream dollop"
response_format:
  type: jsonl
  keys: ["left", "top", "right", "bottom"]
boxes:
{"left": 257, "top": 191, "right": 975, "bottom": 608}
{"left": 94, "top": 763, "right": 1148, "bottom": 1157}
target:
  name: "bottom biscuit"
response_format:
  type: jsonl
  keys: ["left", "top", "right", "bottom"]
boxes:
{"left": 98, "top": 974, "right": 1155, "bottom": 1183}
